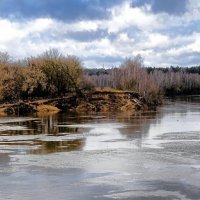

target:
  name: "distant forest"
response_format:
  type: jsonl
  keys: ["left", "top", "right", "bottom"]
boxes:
{"left": 0, "top": 50, "right": 200, "bottom": 104}
{"left": 85, "top": 56, "right": 200, "bottom": 99}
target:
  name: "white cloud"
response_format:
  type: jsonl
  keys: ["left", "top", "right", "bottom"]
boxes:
{"left": 55, "top": 20, "right": 100, "bottom": 33}
{"left": 0, "top": 1, "right": 200, "bottom": 67}
{"left": 165, "top": 33, "right": 200, "bottom": 57}
{"left": 0, "top": 19, "right": 22, "bottom": 43}
{"left": 186, "top": 0, "right": 200, "bottom": 21}
{"left": 102, "top": 2, "right": 160, "bottom": 33}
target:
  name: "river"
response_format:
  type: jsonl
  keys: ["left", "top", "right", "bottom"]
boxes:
{"left": 0, "top": 96, "right": 200, "bottom": 200}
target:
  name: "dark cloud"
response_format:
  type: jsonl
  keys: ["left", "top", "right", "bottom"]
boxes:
{"left": 32, "top": 29, "right": 107, "bottom": 42}
{"left": 170, "top": 51, "right": 200, "bottom": 66}
{"left": 158, "top": 21, "right": 200, "bottom": 40}
{"left": 133, "top": 0, "right": 187, "bottom": 15}
{"left": 65, "top": 30, "right": 107, "bottom": 42}
{"left": 0, "top": 0, "right": 122, "bottom": 21}
{"left": 86, "top": 55, "right": 123, "bottom": 64}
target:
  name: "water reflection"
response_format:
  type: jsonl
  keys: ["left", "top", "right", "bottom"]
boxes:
{"left": 0, "top": 96, "right": 200, "bottom": 154}
{"left": 0, "top": 110, "right": 159, "bottom": 154}
{"left": 31, "top": 140, "right": 84, "bottom": 154}
{"left": 1, "top": 97, "right": 200, "bottom": 200}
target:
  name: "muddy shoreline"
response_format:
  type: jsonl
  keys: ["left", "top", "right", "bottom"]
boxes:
{"left": 0, "top": 91, "right": 149, "bottom": 115}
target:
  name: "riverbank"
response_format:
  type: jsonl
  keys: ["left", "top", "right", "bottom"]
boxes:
{"left": 0, "top": 91, "right": 150, "bottom": 115}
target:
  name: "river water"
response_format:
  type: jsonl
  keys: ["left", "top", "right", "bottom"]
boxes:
{"left": 0, "top": 96, "right": 200, "bottom": 200}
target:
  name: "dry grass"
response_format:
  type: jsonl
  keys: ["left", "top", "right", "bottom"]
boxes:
{"left": 36, "top": 105, "right": 60, "bottom": 113}
{"left": 95, "top": 87, "right": 124, "bottom": 92}
{"left": 95, "top": 87, "right": 133, "bottom": 93}
{"left": 0, "top": 107, "right": 7, "bottom": 116}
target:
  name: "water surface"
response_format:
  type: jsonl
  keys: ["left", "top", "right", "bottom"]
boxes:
{"left": 0, "top": 96, "right": 200, "bottom": 199}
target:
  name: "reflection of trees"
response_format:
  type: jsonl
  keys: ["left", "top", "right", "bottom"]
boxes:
{"left": 113, "top": 97, "right": 198, "bottom": 148}
{"left": 31, "top": 139, "right": 84, "bottom": 154}
{"left": 0, "top": 112, "right": 86, "bottom": 154}
{"left": 112, "top": 111, "right": 159, "bottom": 148}
{"left": 34, "top": 112, "right": 83, "bottom": 135}
{"left": 115, "top": 111, "right": 158, "bottom": 138}
{"left": 29, "top": 113, "right": 86, "bottom": 154}
{"left": 170, "top": 96, "right": 200, "bottom": 104}
{"left": 3, "top": 98, "right": 196, "bottom": 154}
{"left": 158, "top": 97, "right": 200, "bottom": 120}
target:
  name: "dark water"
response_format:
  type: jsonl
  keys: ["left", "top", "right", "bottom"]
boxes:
{"left": 0, "top": 96, "right": 200, "bottom": 200}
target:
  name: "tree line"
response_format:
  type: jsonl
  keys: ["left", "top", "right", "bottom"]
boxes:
{"left": 0, "top": 49, "right": 84, "bottom": 102}
{"left": 1, "top": 50, "right": 200, "bottom": 104}
{"left": 85, "top": 55, "right": 200, "bottom": 104}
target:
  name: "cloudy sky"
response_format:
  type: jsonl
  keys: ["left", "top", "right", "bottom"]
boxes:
{"left": 0, "top": 0, "right": 200, "bottom": 67}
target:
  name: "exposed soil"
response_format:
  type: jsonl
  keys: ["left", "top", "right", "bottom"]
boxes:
{"left": 0, "top": 91, "right": 146, "bottom": 115}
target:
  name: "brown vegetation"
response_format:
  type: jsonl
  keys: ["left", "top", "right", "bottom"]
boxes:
{"left": 85, "top": 56, "right": 200, "bottom": 101}
{"left": 85, "top": 55, "right": 162, "bottom": 106}
{"left": 0, "top": 49, "right": 83, "bottom": 102}
{"left": 1, "top": 49, "right": 199, "bottom": 115}
{"left": 0, "top": 91, "right": 144, "bottom": 115}
{"left": 76, "top": 91, "right": 143, "bottom": 113}
{"left": 36, "top": 105, "right": 60, "bottom": 113}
